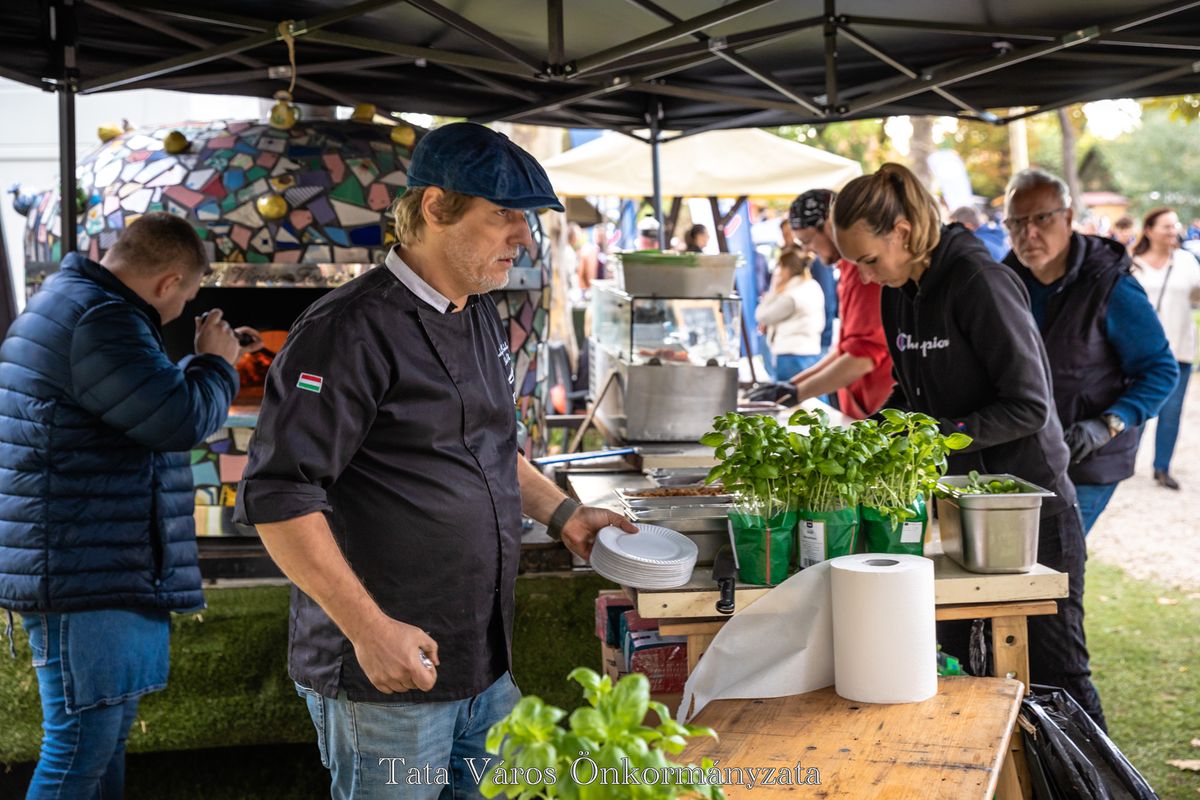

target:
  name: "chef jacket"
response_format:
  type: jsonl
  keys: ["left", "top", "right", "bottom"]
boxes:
{"left": 235, "top": 247, "right": 522, "bottom": 703}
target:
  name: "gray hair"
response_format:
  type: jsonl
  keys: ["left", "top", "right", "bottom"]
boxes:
{"left": 1005, "top": 168, "right": 1071, "bottom": 213}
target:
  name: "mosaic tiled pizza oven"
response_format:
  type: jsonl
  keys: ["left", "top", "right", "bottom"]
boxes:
{"left": 13, "top": 118, "right": 553, "bottom": 535}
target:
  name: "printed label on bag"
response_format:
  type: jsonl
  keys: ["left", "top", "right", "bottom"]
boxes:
{"left": 800, "top": 520, "right": 826, "bottom": 567}
{"left": 901, "top": 520, "right": 923, "bottom": 544}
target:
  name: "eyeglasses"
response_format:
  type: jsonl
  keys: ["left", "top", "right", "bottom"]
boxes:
{"left": 1003, "top": 207, "right": 1068, "bottom": 233}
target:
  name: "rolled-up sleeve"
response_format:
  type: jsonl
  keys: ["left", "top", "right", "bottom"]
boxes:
{"left": 235, "top": 313, "right": 386, "bottom": 526}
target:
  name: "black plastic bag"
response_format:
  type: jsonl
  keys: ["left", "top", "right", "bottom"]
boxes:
{"left": 1020, "top": 685, "right": 1158, "bottom": 800}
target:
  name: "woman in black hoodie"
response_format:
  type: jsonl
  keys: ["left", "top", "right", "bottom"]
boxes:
{"left": 832, "top": 163, "right": 1105, "bottom": 730}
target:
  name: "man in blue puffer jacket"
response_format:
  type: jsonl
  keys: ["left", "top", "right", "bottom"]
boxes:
{"left": 0, "top": 212, "right": 255, "bottom": 798}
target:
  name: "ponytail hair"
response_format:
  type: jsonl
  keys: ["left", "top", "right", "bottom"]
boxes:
{"left": 832, "top": 163, "right": 941, "bottom": 263}
{"left": 777, "top": 246, "right": 814, "bottom": 281}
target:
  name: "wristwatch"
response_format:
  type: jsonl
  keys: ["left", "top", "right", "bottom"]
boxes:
{"left": 1101, "top": 413, "right": 1126, "bottom": 437}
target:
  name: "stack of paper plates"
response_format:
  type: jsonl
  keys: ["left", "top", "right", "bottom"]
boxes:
{"left": 590, "top": 524, "right": 698, "bottom": 589}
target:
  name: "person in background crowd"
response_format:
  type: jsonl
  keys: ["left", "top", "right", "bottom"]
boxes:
{"left": 1185, "top": 217, "right": 1200, "bottom": 241}
{"left": 636, "top": 217, "right": 661, "bottom": 250}
{"left": 786, "top": 189, "right": 892, "bottom": 418}
{"left": 571, "top": 223, "right": 603, "bottom": 293}
{"left": 832, "top": 162, "right": 1106, "bottom": 731}
{"left": 782, "top": 216, "right": 839, "bottom": 357}
{"left": 1002, "top": 169, "right": 1177, "bottom": 534}
{"left": 756, "top": 247, "right": 826, "bottom": 382}
{"left": 235, "top": 123, "right": 633, "bottom": 798}
{"left": 950, "top": 205, "right": 1009, "bottom": 261}
{"left": 683, "top": 223, "right": 709, "bottom": 253}
{"left": 1131, "top": 207, "right": 1200, "bottom": 490}
{"left": 1112, "top": 215, "right": 1138, "bottom": 251}
{"left": 0, "top": 213, "right": 260, "bottom": 797}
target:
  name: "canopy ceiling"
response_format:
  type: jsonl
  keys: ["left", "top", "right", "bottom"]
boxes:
{"left": 542, "top": 128, "right": 862, "bottom": 197}
{"left": 4, "top": 0, "right": 1200, "bottom": 134}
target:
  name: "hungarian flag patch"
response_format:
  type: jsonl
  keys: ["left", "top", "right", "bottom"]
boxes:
{"left": 297, "top": 373, "right": 324, "bottom": 393}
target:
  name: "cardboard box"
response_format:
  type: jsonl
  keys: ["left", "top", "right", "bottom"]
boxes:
{"left": 600, "top": 641, "right": 626, "bottom": 683}
{"left": 594, "top": 591, "right": 634, "bottom": 646}
{"left": 618, "top": 609, "right": 659, "bottom": 651}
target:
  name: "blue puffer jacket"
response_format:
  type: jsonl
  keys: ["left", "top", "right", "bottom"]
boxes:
{"left": 0, "top": 254, "right": 238, "bottom": 612}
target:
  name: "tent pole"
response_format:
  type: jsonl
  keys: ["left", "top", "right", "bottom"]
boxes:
{"left": 649, "top": 103, "right": 665, "bottom": 249}
{"left": 55, "top": 0, "right": 79, "bottom": 256}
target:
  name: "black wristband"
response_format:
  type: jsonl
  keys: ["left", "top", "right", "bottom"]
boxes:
{"left": 546, "top": 498, "right": 581, "bottom": 541}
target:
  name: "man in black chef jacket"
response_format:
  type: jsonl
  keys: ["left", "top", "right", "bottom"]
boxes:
{"left": 235, "top": 122, "right": 634, "bottom": 799}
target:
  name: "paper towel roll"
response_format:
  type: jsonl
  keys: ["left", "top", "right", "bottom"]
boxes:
{"left": 830, "top": 553, "right": 937, "bottom": 704}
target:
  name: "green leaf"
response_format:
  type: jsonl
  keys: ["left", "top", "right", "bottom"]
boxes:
{"left": 569, "top": 706, "right": 608, "bottom": 741}
{"left": 944, "top": 432, "right": 972, "bottom": 450}
{"left": 699, "top": 431, "right": 725, "bottom": 447}
{"left": 608, "top": 673, "right": 651, "bottom": 730}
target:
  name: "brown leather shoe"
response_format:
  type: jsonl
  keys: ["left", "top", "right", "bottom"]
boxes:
{"left": 1154, "top": 469, "right": 1181, "bottom": 490}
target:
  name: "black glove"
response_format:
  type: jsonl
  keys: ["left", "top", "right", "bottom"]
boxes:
{"left": 1063, "top": 418, "right": 1111, "bottom": 464}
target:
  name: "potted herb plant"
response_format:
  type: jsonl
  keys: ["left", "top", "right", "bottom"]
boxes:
{"left": 857, "top": 410, "right": 971, "bottom": 555}
{"left": 480, "top": 669, "right": 726, "bottom": 799}
{"left": 700, "top": 412, "right": 794, "bottom": 585}
{"left": 785, "top": 408, "right": 865, "bottom": 568}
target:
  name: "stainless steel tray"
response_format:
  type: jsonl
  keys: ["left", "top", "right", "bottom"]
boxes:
{"left": 616, "top": 487, "right": 732, "bottom": 508}
{"left": 628, "top": 504, "right": 733, "bottom": 521}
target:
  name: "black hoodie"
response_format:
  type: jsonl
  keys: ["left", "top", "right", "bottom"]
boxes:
{"left": 879, "top": 224, "right": 1075, "bottom": 517}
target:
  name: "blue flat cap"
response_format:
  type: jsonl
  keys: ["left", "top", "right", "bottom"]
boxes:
{"left": 407, "top": 122, "right": 564, "bottom": 212}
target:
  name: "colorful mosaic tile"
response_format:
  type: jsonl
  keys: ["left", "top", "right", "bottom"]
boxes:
{"left": 16, "top": 117, "right": 553, "bottom": 458}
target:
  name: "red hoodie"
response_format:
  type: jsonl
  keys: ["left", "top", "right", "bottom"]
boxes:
{"left": 835, "top": 259, "right": 894, "bottom": 418}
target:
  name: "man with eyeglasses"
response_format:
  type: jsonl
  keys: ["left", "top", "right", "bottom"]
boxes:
{"left": 1001, "top": 168, "right": 1178, "bottom": 534}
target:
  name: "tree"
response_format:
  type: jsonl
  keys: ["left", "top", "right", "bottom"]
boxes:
{"left": 1098, "top": 107, "right": 1200, "bottom": 222}
{"left": 1058, "top": 108, "right": 1085, "bottom": 215}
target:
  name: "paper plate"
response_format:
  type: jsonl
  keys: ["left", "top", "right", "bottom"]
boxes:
{"left": 596, "top": 524, "right": 698, "bottom": 565}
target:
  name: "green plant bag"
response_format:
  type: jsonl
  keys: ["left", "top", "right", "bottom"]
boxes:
{"left": 861, "top": 495, "right": 928, "bottom": 556}
{"left": 796, "top": 506, "right": 859, "bottom": 568}
{"left": 729, "top": 508, "right": 795, "bottom": 586}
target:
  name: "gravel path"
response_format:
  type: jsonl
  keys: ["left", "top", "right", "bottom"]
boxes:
{"left": 1088, "top": 373, "right": 1200, "bottom": 591}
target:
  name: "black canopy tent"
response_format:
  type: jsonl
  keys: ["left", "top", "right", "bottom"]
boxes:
{"left": 3, "top": 0, "right": 1200, "bottom": 257}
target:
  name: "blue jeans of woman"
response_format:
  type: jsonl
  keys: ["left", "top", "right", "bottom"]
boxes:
{"left": 21, "top": 610, "right": 170, "bottom": 799}
{"left": 297, "top": 671, "right": 521, "bottom": 799}
{"left": 773, "top": 353, "right": 821, "bottom": 383}
{"left": 1153, "top": 360, "right": 1192, "bottom": 473}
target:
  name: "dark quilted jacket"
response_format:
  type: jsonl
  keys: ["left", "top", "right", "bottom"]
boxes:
{"left": 0, "top": 254, "right": 237, "bottom": 612}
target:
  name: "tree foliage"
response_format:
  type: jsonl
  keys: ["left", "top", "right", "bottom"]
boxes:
{"left": 1097, "top": 107, "right": 1200, "bottom": 221}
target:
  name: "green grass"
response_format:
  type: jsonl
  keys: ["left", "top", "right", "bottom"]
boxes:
{"left": 1086, "top": 561, "right": 1200, "bottom": 799}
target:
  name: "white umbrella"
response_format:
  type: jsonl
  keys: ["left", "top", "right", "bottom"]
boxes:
{"left": 542, "top": 128, "right": 862, "bottom": 199}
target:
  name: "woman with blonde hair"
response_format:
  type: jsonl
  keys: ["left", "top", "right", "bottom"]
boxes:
{"left": 1131, "top": 206, "right": 1200, "bottom": 489}
{"left": 832, "top": 162, "right": 1106, "bottom": 731}
{"left": 754, "top": 247, "right": 826, "bottom": 382}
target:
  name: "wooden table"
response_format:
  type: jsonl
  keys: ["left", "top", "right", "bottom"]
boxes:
{"left": 567, "top": 471, "right": 1067, "bottom": 799}
{"left": 677, "top": 677, "right": 1024, "bottom": 799}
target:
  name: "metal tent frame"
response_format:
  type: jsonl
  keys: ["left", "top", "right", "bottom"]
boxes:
{"left": 4, "top": 0, "right": 1200, "bottom": 251}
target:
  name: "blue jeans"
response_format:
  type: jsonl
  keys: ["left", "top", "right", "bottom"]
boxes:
{"left": 773, "top": 353, "right": 822, "bottom": 383}
{"left": 1075, "top": 482, "right": 1118, "bottom": 536}
{"left": 1154, "top": 361, "right": 1192, "bottom": 473}
{"left": 298, "top": 672, "right": 521, "bottom": 799}
{"left": 22, "top": 610, "right": 170, "bottom": 799}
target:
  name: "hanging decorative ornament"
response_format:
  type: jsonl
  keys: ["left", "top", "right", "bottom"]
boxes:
{"left": 97, "top": 123, "right": 124, "bottom": 143}
{"left": 351, "top": 103, "right": 376, "bottom": 123}
{"left": 256, "top": 193, "right": 289, "bottom": 221}
{"left": 269, "top": 91, "right": 299, "bottom": 130}
{"left": 269, "top": 21, "right": 301, "bottom": 131}
{"left": 163, "top": 130, "right": 190, "bottom": 154}
{"left": 390, "top": 123, "right": 416, "bottom": 149}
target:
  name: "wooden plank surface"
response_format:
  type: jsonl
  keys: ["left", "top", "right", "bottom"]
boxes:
{"left": 936, "top": 600, "right": 1058, "bottom": 622}
{"left": 632, "top": 562, "right": 1066, "bottom": 620}
{"left": 677, "top": 677, "right": 1023, "bottom": 799}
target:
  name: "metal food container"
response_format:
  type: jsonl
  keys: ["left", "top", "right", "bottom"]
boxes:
{"left": 615, "top": 252, "right": 739, "bottom": 297}
{"left": 935, "top": 474, "right": 1055, "bottom": 574}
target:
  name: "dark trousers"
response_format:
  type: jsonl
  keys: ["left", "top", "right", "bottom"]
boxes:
{"left": 938, "top": 505, "right": 1107, "bottom": 731}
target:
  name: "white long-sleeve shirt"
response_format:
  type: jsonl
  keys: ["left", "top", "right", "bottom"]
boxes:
{"left": 755, "top": 276, "right": 825, "bottom": 356}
